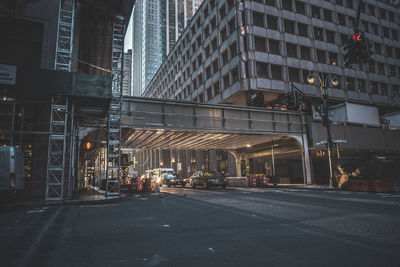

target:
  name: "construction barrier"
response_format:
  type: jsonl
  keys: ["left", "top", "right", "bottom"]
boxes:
{"left": 251, "top": 175, "right": 257, "bottom": 187}
{"left": 262, "top": 175, "right": 269, "bottom": 187}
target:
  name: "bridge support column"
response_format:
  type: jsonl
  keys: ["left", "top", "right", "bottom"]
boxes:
{"left": 229, "top": 151, "right": 244, "bottom": 177}
{"left": 288, "top": 134, "right": 313, "bottom": 185}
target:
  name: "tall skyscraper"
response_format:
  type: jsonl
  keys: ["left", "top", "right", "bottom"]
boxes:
{"left": 132, "top": 0, "right": 203, "bottom": 96}
{"left": 122, "top": 49, "right": 132, "bottom": 96}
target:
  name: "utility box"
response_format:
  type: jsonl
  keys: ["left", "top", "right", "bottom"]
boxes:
{"left": 0, "top": 147, "right": 24, "bottom": 192}
{"left": 329, "top": 102, "right": 380, "bottom": 127}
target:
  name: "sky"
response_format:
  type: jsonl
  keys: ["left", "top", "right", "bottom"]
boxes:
{"left": 124, "top": 10, "right": 133, "bottom": 52}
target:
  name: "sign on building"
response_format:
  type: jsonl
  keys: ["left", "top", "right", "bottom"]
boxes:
{"left": 0, "top": 64, "right": 17, "bottom": 85}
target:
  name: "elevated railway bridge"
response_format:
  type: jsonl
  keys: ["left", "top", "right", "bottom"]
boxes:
{"left": 77, "top": 97, "right": 311, "bottom": 198}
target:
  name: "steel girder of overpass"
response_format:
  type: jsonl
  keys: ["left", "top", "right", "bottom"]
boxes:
{"left": 116, "top": 97, "right": 312, "bottom": 184}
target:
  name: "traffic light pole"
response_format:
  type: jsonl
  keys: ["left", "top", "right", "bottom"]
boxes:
{"left": 290, "top": 82, "right": 336, "bottom": 189}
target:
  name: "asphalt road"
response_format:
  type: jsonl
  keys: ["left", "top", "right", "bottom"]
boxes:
{"left": 1, "top": 187, "right": 400, "bottom": 267}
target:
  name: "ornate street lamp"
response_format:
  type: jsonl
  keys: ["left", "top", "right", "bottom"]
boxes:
{"left": 307, "top": 71, "right": 339, "bottom": 188}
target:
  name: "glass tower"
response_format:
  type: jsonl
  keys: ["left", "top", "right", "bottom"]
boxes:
{"left": 132, "top": 0, "right": 203, "bottom": 96}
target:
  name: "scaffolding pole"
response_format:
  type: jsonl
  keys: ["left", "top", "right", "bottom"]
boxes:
{"left": 105, "top": 16, "right": 125, "bottom": 196}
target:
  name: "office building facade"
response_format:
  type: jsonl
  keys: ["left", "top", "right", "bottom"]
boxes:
{"left": 123, "top": 49, "right": 132, "bottom": 96}
{"left": 132, "top": 0, "right": 203, "bottom": 96}
{"left": 142, "top": 0, "right": 400, "bottom": 183}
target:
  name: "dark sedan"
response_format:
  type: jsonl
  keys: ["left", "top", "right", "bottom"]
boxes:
{"left": 161, "top": 173, "right": 186, "bottom": 187}
{"left": 189, "top": 171, "right": 227, "bottom": 189}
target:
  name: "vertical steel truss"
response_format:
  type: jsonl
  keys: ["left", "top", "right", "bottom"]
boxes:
{"left": 45, "top": 0, "right": 75, "bottom": 200}
{"left": 45, "top": 97, "right": 69, "bottom": 200}
{"left": 106, "top": 17, "right": 125, "bottom": 195}
{"left": 55, "top": 0, "right": 75, "bottom": 71}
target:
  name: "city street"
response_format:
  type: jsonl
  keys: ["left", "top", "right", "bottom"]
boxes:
{"left": 1, "top": 187, "right": 400, "bottom": 267}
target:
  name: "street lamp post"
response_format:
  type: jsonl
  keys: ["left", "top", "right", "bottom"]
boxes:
{"left": 306, "top": 72, "right": 339, "bottom": 189}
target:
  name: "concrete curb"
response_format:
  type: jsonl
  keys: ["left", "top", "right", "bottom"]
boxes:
{"left": 1, "top": 193, "right": 129, "bottom": 210}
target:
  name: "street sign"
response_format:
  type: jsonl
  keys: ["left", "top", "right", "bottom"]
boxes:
{"left": 0, "top": 64, "right": 17, "bottom": 85}
{"left": 316, "top": 138, "right": 347, "bottom": 146}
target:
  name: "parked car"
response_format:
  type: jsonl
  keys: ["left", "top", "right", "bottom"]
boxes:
{"left": 189, "top": 171, "right": 227, "bottom": 189}
{"left": 160, "top": 173, "right": 186, "bottom": 187}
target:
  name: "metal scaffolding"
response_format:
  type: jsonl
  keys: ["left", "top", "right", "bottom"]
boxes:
{"left": 105, "top": 17, "right": 125, "bottom": 195}
{"left": 45, "top": 0, "right": 75, "bottom": 200}
{"left": 55, "top": 0, "right": 75, "bottom": 71}
{"left": 45, "top": 97, "right": 69, "bottom": 200}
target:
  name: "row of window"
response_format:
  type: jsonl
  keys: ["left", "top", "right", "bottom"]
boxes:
{"left": 251, "top": 11, "right": 399, "bottom": 41}
{"left": 253, "top": 0, "right": 399, "bottom": 25}
{"left": 253, "top": 36, "right": 400, "bottom": 70}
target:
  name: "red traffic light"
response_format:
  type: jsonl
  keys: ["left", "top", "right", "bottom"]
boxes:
{"left": 84, "top": 141, "right": 93, "bottom": 150}
{"left": 352, "top": 33, "right": 362, "bottom": 42}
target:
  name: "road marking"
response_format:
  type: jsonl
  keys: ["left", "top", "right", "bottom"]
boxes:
{"left": 18, "top": 206, "right": 63, "bottom": 267}
{"left": 27, "top": 209, "right": 46, "bottom": 214}
{"left": 379, "top": 195, "right": 400, "bottom": 198}
{"left": 162, "top": 224, "right": 170, "bottom": 228}
{"left": 208, "top": 248, "right": 215, "bottom": 252}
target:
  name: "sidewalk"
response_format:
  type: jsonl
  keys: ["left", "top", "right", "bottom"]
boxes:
{"left": 0, "top": 188, "right": 127, "bottom": 210}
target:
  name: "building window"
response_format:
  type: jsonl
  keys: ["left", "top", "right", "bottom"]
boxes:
{"left": 381, "top": 83, "right": 388, "bottom": 96}
{"left": 317, "top": 49, "right": 326, "bottom": 64}
{"left": 220, "top": 4, "right": 226, "bottom": 18}
{"left": 314, "top": 27, "right": 324, "bottom": 41}
{"left": 271, "top": 64, "right": 282, "bottom": 80}
{"left": 255, "top": 36, "right": 267, "bottom": 52}
{"left": 328, "top": 52, "right": 338, "bottom": 66}
{"left": 282, "top": 0, "right": 293, "bottom": 11}
{"left": 393, "top": 85, "right": 400, "bottom": 97}
{"left": 227, "top": 0, "right": 235, "bottom": 10}
{"left": 326, "top": 30, "right": 335, "bottom": 43}
{"left": 377, "top": 62, "right": 385, "bottom": 75}
{"left": 206, "top": 87, "right": 212, "bottom": 100}
{"left": 221, "top": 50, "right": 229, "bottom": 66}
{"left": 229, "top": 42, "right": 237, "bottom": 57}
{"left": 288, "top": 67, "right": 300, "bottom": 82}
{"left": 370, "top": 81, "right": 378, "bottom": 94}
{"left": 346, "top": 77, "right": 355, "bottom": 90}
{"left": 392, "top": 30, "right": 398, "bottom": 41}
{"left": 228, "top": 18, "right": 236, "bottom": 34}
{"left": 223, "top": 73, "right": 230, "bottom": 89}
{"left": 199, "top": 93, "right": 204, "bottom": 103}
{"left": 311, "top": 5, "right": 321, "bottom": 19}
{"left": 298, "top": 23, "right": 308, "bottom": 37}
{"left": 253, "top": 12, "right": 265, "bottom": 27}
{"left": 206, "top": 65, "right": 211, "bottom": 79}
{"left": 213, "top": 81, "right": 220, "bottom": 95}
{"left": 267, "top": 15, "right": 278, "bottom": 30}
{"left": 265, "top": 0, "right": 275, "bottom": 6}
{"left": 357, "top": 79, "right": 366, "bottom": 92}
{"left": 220, "top": 27, "right": 227, "bottom": 43}
{"left": 211, "top": 37, "right": 218, "bottom": 52}
{"left": 389, "top": 65, "right": 396, "bottom": 76}
{"left": 256, "top": 61, "right": 269, "bottom": 78}
{"left": 212, "top": 59, "right": 219, "bottom": 73}
{"left": 295, "top": 1, "right": 306, "bottom": 15}
{"left": 284, "top": 20, "right": 295, "bottom": 34}
{"left": 323, "top": 9, "right": 332, "bottom": 22}
{"left": 300, "top": 46, "right": 310, "bottom": 60}
{"left": 338, "top": 13, "right": 346, "bottom": 26}
{"left": 286, "top": 43, "right": 297, "bottom": 58}
{"left": 231, "top": 66, "right": 239, "bottom": 83}
{"left": 268, "top": 39, "right": 280, "bottom": 54}
{"left": 379, "top": 8, "right": 386, "bottom": 20}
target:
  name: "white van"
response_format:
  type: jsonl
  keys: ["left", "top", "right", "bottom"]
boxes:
{"left": 0, "top": 146, "right": 24, "bottom": 192}
{"left": 153, "top": 168, "right": 173, "bottom": 184}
